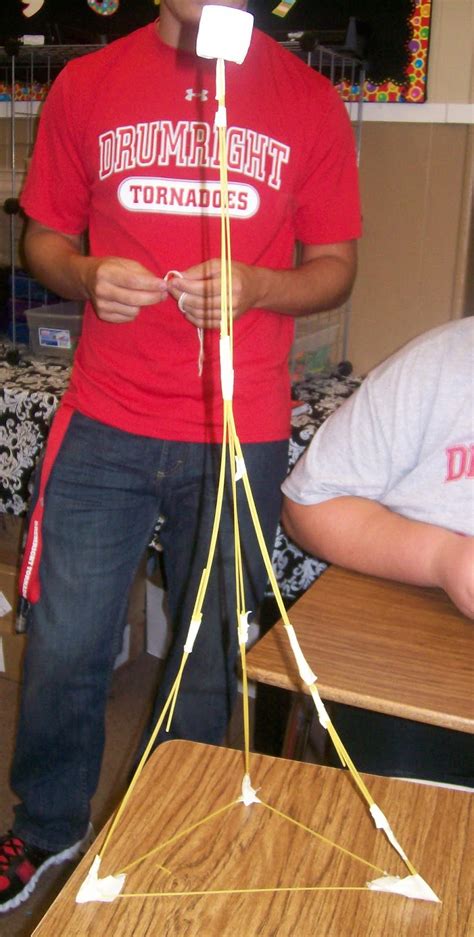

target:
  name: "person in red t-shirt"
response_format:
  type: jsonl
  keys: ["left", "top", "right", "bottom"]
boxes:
{"left": 0, "top": 0, "right": 360, "bottom": 913}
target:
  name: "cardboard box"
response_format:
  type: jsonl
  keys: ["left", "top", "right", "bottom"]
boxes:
{"left": 114, "top": 618, "right": 146, "bottom": 670}
{"left": 0, "top": 561, "right": 20, "bottom": 635}
{"left": 114, "top": 557, "right": 147, "bottom": 670}
{"left": 146, "top": 578, "right": 172, "bottom": 660}
{"left": 289, "top": 322, "right": 339, "bottom": 382}
{"left": 127, "top": 557, "right": 147, "bottom": 628}
{"left": 0, "top": 632, "right": 26, "bottom": 682}
{"left": 0, "top": 514, "right": 25, "bottom": 565}
{"left": 145, "top": 553, "right": 172, "bottom": 660}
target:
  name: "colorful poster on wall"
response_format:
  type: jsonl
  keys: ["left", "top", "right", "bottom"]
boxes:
{"left": 2, "top": 0, "right": 432, "bottom": 105}
{"left": 339, "top": 2, "right": 432, "bottom": 103}
{"left": 86, "top": 0, "right": 120, "bottom": 14}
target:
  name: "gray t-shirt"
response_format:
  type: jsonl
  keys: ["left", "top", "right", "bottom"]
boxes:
{"left": 282, "top": 318, "right": 474, "bottom": 536}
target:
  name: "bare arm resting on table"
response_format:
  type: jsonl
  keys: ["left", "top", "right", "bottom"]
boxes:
{"left": 281, "top": 495, "right": 474, "bottom": 620}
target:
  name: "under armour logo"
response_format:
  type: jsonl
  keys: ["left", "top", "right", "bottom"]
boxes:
{"left": 185, "top": 88, "right": 209, "bottom": 102}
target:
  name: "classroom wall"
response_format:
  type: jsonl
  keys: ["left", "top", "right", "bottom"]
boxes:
{"left": 349, "top": 122, "right": 473, "bottom": 374}
{"left": 428, "top": 0, "right": 473, "bottom": 104}
{"left": 347, "top": 0, "right": 474, "bottom": 374}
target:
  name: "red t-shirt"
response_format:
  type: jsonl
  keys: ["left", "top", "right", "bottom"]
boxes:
{"left": 21, "top": 23, "right": 361, "bottom": 443}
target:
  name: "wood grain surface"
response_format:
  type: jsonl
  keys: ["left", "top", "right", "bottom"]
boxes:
{"left": 247, "top": 567, "right": 474, "bottom": 732}
{"left": 33, "top": 740, "right": 473, "bottom": 937}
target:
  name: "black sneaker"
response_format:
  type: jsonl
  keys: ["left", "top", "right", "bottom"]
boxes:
{"left": 0, "top": 824, "right": 94, "bottom": 914}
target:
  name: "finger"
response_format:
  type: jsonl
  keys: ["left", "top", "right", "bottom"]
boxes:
{"left": 94, "top": 299, "right": 143, "bottom": 320}
{"left": 183, "top": 309, "right": 221, "bottom": 329}
{"left": 179, "top": 258, "right": 222, "bottom": 280}
{"left": 116, "top": 259, "right": 168, "bottom": 289}
{"left": 169, "top": 279, "right": 218, "bottom": 302}
{"left": 120, "top": 273, "right": 167, "bottom": 291}
{"left": 100, "top": 263, "right": 167, "bottom": 293}
{"left": 97, "top": 309, "right": 140, "bottom": 323}
{"left": 96, "top": 285, "right": 166, "bottom": 308}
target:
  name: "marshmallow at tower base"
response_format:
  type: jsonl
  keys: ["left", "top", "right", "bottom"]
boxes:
{"left": 196, "top": 5, "right": 254, "bottom": 63}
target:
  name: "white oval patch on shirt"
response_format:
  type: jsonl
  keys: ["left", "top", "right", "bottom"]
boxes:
{"left": 118, "top": 177, "right": 259, "bottom": 218}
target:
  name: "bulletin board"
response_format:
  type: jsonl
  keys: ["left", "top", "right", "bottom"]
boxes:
{"left": 251, "top": 0, "right": 433, "bottom": 104}
{"left": 1, "top": 0, "right": 432, "bottom": 104}
{"left": 349, "top": 1, "right": 432, "bottom": 103}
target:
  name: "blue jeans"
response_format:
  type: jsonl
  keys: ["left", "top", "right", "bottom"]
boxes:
{"left": 11, "top": 412, "right": 288, "bottom": 852}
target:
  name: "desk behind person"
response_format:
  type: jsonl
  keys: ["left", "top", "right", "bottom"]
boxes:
{"left": 281, "top": 318, "right": 474, "bottom": 784}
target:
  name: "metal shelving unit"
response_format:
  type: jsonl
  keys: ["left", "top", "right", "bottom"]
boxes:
{"left": 0, "top": 44, "right": 102, "bottom": 343}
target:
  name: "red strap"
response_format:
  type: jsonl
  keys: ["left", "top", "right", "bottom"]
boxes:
{"left": 19, "top": 405, "right": 74, "bottom": 603}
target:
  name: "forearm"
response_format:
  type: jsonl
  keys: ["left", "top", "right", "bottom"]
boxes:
{"left": 253, "top": 250, "right": 356, "bottom": 318}
{"left": 23, "top": 220, "right": 167, "bottom": 322}
{"left": 23, "top": 224, "right": 96, "bottom": 301}
{"left": 168, "top": 240, "right": 358, "bottom": 327}
{"left": 282, "top": 495, "right": 462, "bottom": 589}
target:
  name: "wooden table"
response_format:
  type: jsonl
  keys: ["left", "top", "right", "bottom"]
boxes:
{"left": 33, "top": 740, "right": 473, "bottom": 936}
{"left": 247, "top": 567, "right": 474, "bottom": 733}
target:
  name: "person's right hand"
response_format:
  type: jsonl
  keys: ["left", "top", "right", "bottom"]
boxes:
{"left": 435, "top": 533, "right": 474, "bottom": 619}
{"left": 84, "top": 257, "right": 168, "bottom": 323}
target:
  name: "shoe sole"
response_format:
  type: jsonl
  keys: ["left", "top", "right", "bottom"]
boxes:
{"left": 0, "top": 823, "right": 95, "bottom": 914}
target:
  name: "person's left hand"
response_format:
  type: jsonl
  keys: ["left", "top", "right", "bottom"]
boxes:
{"left": 166, "top": 259, "right": 263, "bottom": 328}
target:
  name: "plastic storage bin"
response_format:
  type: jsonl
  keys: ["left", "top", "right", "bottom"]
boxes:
{"left": 26, "top": 301, "right": 84, "bottom": 359}
{"left": 289, "top": 320, "right": 339, "bottom": 382}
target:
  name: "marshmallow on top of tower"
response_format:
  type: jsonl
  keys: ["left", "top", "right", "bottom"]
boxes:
{"left": 196, "top": 5, "right": 254, "bottom": 63}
